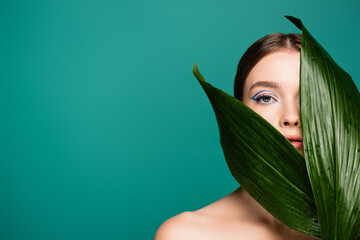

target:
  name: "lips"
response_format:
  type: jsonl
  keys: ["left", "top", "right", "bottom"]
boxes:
{"left": 285, "top": 135, "right": 303, "bottom": 149}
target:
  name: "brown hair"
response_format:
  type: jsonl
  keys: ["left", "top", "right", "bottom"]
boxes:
{"left": 234, "top": 33, "right": 301, "bottom": 101}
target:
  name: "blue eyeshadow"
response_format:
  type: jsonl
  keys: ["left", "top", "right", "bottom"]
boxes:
{"left": 250, "top": 90, "right": 279, "bottom": 101}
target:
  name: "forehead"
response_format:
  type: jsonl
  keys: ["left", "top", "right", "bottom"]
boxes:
{"left": 244, "top": 50, "right": 300, "bottom": 92}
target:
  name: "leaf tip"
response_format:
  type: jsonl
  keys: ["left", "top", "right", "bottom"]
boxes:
{"left": 284, "top": 15, "right": 303, "bottom": 30}
{"left": 192, "top": 62, "right": 206, "bottom": 82}
{"left": 192, "top": 62, "right": 198, "bottom": 75}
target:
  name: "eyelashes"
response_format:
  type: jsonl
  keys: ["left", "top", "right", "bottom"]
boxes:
{"left": 250, "top": 93, "right": 301, "bottom": 105}
{"left": 253, "top": 94, "right": 278, "bottom": 104}
{"left": 251, "top": 90, "right": 279, "bottom": 105}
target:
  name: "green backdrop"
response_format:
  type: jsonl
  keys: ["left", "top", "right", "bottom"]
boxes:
{"left": 1, "top": 0, "right": 359, "bottom": 239}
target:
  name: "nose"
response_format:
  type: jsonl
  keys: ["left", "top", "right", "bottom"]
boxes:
{"left": 279, "top": 103, "right": 301, "bottom": 128}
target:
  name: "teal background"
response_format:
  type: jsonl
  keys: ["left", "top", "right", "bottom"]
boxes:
{"left": 1, "top": 0, "right": 359, "bottom": 239}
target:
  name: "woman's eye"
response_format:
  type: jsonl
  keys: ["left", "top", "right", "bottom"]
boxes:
{"left": 255, "top": 95, "right": 277, "bottom": 104}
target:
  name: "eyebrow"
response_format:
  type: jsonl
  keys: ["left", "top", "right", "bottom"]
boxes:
{"left": 249, "top": 81, "right": 281, "bottom": 91}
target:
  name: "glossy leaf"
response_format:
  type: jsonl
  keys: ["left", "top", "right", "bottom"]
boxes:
{"left": 286, "top": 16, "right": 360, "bottom": 240}
{"left": 193, "top": 63, "right": 321, "bottom": 237}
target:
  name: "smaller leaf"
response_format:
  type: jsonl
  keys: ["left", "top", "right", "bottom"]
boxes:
{"left": 193, "top": 63, "right": 320, "bottom": 237}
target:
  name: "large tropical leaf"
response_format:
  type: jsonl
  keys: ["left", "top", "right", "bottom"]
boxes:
{"left": 286, "top": 16, "right": 360, "bottom": 240}
{"left": 193, "top": 63, "right": 321, "bottom": 237}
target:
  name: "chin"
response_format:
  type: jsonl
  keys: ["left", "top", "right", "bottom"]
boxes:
{"left": 299, "top": 149, "right": 305, "bottom": 158}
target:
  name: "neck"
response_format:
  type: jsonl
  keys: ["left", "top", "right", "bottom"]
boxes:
{"left": 230, "top": 186, "right": 286, "bottom": 230}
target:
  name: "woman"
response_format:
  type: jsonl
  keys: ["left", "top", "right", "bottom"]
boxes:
{"left": 155, "top": 33, "right": 320, "bottom": 240}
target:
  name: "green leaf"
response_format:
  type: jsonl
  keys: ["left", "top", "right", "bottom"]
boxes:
{"left": 193, "top": 63, "right": 321, "bottom": 237}
{"left": 286, "top": 16, "right": 360, "bottom": 240}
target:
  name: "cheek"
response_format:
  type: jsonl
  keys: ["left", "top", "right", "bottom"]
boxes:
{"left": 256, "top": 109, "right": 277, "bottom": 126}
{"left": 246, "top": 103, "right": 280, "bottom": 130}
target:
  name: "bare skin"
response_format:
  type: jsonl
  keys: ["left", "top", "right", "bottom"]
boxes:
{"left": 155, "top": 50, "right": 320, "bottom": 240}
{"left": 155, "top": 186, "right": 320, "bottom": 240}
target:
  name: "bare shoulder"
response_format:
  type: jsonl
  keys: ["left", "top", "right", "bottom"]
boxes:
{"left": 154, "top": 188, "right": 266, "bottom": 240}
{"left": 154, "top": 209, "right": 272, "bottom": 240}
{"left": 155, "top": 188, "right": 322, "bottom": 240}
{"left": 154, "top": 211, "right": 201, "bottom": 240}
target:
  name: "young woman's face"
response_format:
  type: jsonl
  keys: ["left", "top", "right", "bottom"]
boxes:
{"left": 242, "top": 50, "right": 304, "bottom": 157}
